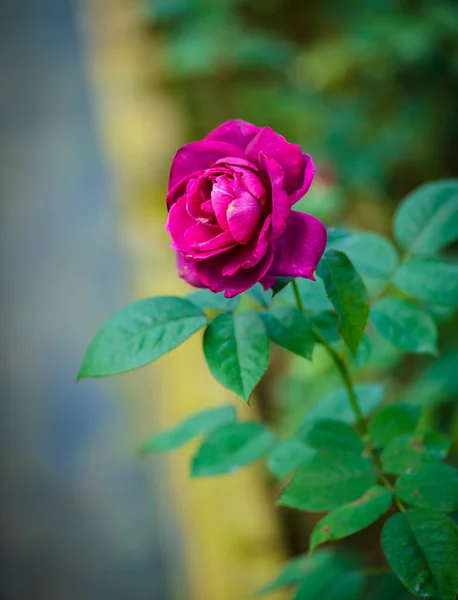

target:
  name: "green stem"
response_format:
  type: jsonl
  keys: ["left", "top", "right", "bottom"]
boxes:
{"left": 291, "top": 278, "right": 407, "bottom": 513}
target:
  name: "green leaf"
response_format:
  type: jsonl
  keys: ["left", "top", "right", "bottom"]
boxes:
{"left": 191, "top": 422, "right": 274, "bottom": 477}
{"left": 297, "top": 419, "right": 363, "bottom": 454}
{"left": 393, "top": 258, "right": 458, "bottom": 307}
{"left": 246, "top": 283, "right": 272, "bottom": 307}
{"left": 266, "top": 438, "right": 316, "bottom": 478}
{"left": 78, "top": 296, "right": 207, "bottom": 379}
{"left": 276, "top": 277, "right": 332, "bottom": 312}
{"left": 394, "top": 179, "right": 458, "bottom": 254}
{"left": 369, "top": 403, "right": 421, "bottom": 448}
{"left": 203, "top": 311, "right": 270, "bottom": 402}
{"left": 278, "top": 450, "right": 376, "bottom": 511}
{"left": 326, "top": 227, "right": 359, "bottom": 251}
{"left": 256, "top": 551, "right": 360, "bottom": 596}
{"left": 260, "top": 306, "right": 315, "bottom": 360}
{"left": 271, "top": 277, "right": 293, "bottom": 297}
{"left": 187, "top": 289, "right": 240, "bottom": 312}
{"left": 371, "top": 297, "right": 438, "bottom": 355}
{"left": 141, "top": 405, "right": 236, "bottom": 453}
{"left": 396, "top": 464, "right": 458, "bottom": 512}
{"left": 345, "top": 232, "right": 400, "bottom": 295}
{"left": 382, "top": 509, "right": 458, "bottom": 600}
{"left": 381, "top": 433, "right": 449, "bottom": 475}
{"left": 311, "top": 310, "right": 340, "bottom": 342}
{"left": 348, "top": 334, "right": 372, "bottom": 366}
{"left": 310, "top": 486, "right": 392, "bottom": 550}
{"left": 294, "top": 570, "right": 365, "bottom": 600}
{"left": 316, "top": 250, "right": 369, "bottom": 355}
{"left": 304, "top": 383, "right": 384, "bottom": 425}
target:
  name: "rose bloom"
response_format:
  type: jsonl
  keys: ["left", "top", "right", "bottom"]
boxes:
{"left": 165, "top": 120, "right": 327, "bottom": 297}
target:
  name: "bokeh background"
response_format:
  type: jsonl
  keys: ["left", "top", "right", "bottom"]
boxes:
{"left": 1, "top": 0, "right": 457, "bottom": 599}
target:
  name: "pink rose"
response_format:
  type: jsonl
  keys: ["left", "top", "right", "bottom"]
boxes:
{"left": 165, "top": 119, "right": 327, "bottom": 297}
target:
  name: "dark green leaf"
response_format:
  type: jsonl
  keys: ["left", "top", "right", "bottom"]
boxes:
{"left": 382, "top": 509, "right": 458, "bottom": 600}
{"left": 345, "top": 232, "right": 400, "bottom": 295}
{"left": 278, "top": 451, "right": 376, "bottom": 511}
{"left": 348, "top": 334, "right": 372, "bottom": 366}
{"left": 394, "top": 179, "right": 458, "bottom": 254}
{"left": 326, "top": 227, "right": 359, "bottom": 251}
{"left": 260, "top": 306, "right": 315, "bottom": 360}
{"left": 381, "top": 433, "right": 449, "bottom": 475}
{"left": 304, "top": 383, "right": 384, "bottom": 425}
{"left": 203, "top": 311, "right": 270, "bottom": 402}
{"left": 371, "top": 297, "right": 438, "bottom": 355}
{"left": 78, "top": 296, "right": 207, "bottom": 379}
{"left": 317, "top": 250, "right": 369, "bottom": 355}
{"left": 276, "top": 277, "right": 332, "bottom": 312}
{"left": 393, "top": 258, "right": 458, "bottom": 307}
{"left": 396, "top": 464, "right": 458, "bottom": 512}
{"left": 311, "top": 310, "right": 340, "bottom": 342}
{"left": 191, "top": 422, "right": 274, "bottom": 477}
{"left": 246, "top": 283, "right": 272, "bottom": 307}
{"left": 294, "top": 570, "right": 365, "bottom": 600}
{"left": 310, "top": 486, "right": 392, "bottom": 550}
{"left": 257, "top": 551, "right": 360, "bottom": 596}
{"left": 141, "top": 405, "right": 236, "bottom": 453}
{"left": 266, "top": 438, "right": 316, "bottom": 478}
{"left": 271, "top": 277, "right": 293, "bottom": 297}
{"left": 297, "top": 419, "right": 364, "bottom": 454}
{"left": 187, "top": 289, "right": 240, "bottom": 312}
{"left": 369, "top": 403, "right": 421, "bottom": 448}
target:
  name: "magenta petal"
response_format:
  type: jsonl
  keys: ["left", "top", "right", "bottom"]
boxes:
{"left": 211, "top": 176, "right": 234, "bottom": 230}
{"left": 226, "top": 190, "right": 261, "bottom": 245}
{"left": 195, "top": 247, "right": 274, "bottom": 297}
{"left": 168, "top": 141, "right": 245, "bottom": 191}
{"left": 176, "top": 252, "right": 206, "bottom": 288}
{"left": 269, "top": 211, "right": 327, "bottom": 279}
{"left": 245, "top": 127, "right": 305, "bottom": 194}
{"left": 259, "top": 153, "right": 290, "bottom": 239}
{"left": 165, "top": 196, "right": 196, "bottom": 253}
{"left": 259, "top": 275, "right": 277, "bottom": 290}
{"left": 184, "top": 222, "right": 235, "bottom": 258}
{"left": 205, "top": 119, "right": 261, "bottom": 151}
{"left": 290, "top": 154, "right": 315, "bottom": 204}
{"left": 222, "top": 216, "right": 272, "bottom": 276}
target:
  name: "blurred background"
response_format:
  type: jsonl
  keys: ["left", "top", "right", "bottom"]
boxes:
{"left": 0, "top": 0, "right": 457, "bottom": 599}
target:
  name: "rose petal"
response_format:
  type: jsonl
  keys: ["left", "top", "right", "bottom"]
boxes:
{"left": 195, "top": 247, "right": 274, "bottom": 297}
{"left": 184, "top": 222, "right": 235, "bottom": 258}
{"left": 211, "top": 175, "right": 234, "bottom": 230}
{"left": 226, "top": 187, "right": 261, "bottom": 244}
{"left": 176, "top": 252, "right": 206, "bottom": 288}
{"left": 235, "top": 168, "right": 267, "bottom": 203}
{"left": 222, "top": 216, "right": 272, "bottom": 276}
{"left": 245, "top": 127, "right": 305, "bottom": 194}
{"left": 259, "top": 275, "right": 277, "bottom": 290}
{"left": 290, "top": 154, "right": 315, "bottom": 204}
{"left": 165, "top": 196, "right": 196, "bottom": 253}
{"left": 268, "top": 211, "right": 327, "bottom": 279}
{"left": 168, "top": 141, "right": 245, "bottom": 191}
{"left": 259, "top": 153, "right": 290, "bottom": 239}
{"left": 205, "top": 119, "right": 261, "bottom": 151}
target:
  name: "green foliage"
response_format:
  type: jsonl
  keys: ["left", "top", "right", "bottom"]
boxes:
{"left": 141, "top": 405, "right": 236, "bottom": 452}
{"left": 369, "top": 403, "right": 421, "bottom": 448}
{"left": 297, "top": 419, "right": 363, "bottom": 454}
{"left": 191, "top": 421, "right": 275, "bottom": 477}
{"left": 247, "top": 283, "right": 272, "bottom": 307}
{"left": 371, "top": 297, "right": 438, "bottom": 355}
{"left": 394, "top": 180, "right": 458, "bottom": 254}
{"left": 260, "top": 306, "right": 315, "bottom": 360}
{"left": 381, "top": 433, "right": 450, "bottom": 475}
{"left": 310, "top": 486, "right": 392, "bottom": 550}
{"left": 78, "top": 296, "right": 207, "bottom": 378}
{"left": 266, "top": 438, "right": 316, "bottom": 478}
{"left": 203, "top": 310, "right": 270, "bottom": 402}
{"left": 382, "top": 509, "right": 458, "bottom": 600}
{"left": 317, "top": 250, "right": 369, "bottom": 355}
{"left": 257, "top": 551, "right": 363, "bottom": 598}
{"left": 393, "top": 258, "right": 458, "bottom": 307}
{"left": 325, "top": 227, "right": 359, "bottom": 251}
{"left": 395, "top": 464, "right": 458, "bottom": 512}
{"left": 304, "top": 383, "right": 384, "bottom": 425}
{"left": 345, "top": 232, "right": 400, "bottom": 296}
{"left": 278, "top": 450, "right": 376, "bottom": 511}
{"left": 188, "top": 289, "right": 240, "bottom": 312}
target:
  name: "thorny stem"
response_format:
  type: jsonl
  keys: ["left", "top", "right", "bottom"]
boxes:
{"left": 291, "top": 279, "right": 407, "bottom": 513}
